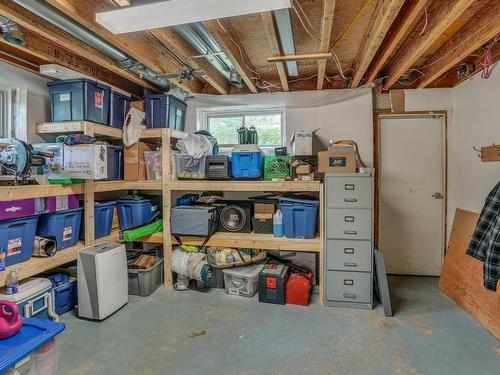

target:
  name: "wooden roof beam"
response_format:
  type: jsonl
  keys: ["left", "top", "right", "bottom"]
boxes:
{"left": 383, "top": 0, "right": 475, "bottom": 90}
{"left": 44, "top": 0, "right": 203, "bottom": 93}
{"left": 203, "top": 19, "right": 258, "bottom": 94}
{"left": 261, "top": 11, "right": 289, "bottom": 92}
{"left": 149, "top": 28, "right": 230, "bottom": 95}
{"left": 365, "top": 0, "right": 429, "bottom": 84}
{"left": 417, "top": 0, "right": 500, "bottom": 88}
{"left": 350, "top": 0, "right": 405, "bottom": 87}
{"left": 317, "top": 0, "right": 336, "bottom": 90}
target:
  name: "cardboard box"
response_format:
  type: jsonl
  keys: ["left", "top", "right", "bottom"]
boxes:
{"left": 318, "top": 145, "right": 356, "bottom": 173}
{"left": 130, "top": 100, "right": 144, "bottom": 112}
{"left": 254, "top": 202, "right": 275, "bottom": 219}
{"left": 124, "top": 142, "right": 156, "bottom": 180}
{"left": 62, "top": 144, "right": 108, "bottom": 180}
{"left": 290, "top": 130, "right": 318, "bottom": 156}
{"left": 279, "top": 251, "right": 317, "bottom": 285}
{"left": 295, "top": 164, "right": 311, "bottom": 175}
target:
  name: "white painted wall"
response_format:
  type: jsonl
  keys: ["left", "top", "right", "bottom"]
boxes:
{"left": 185, "top": 89, "right": 374, "bottom": 165}
{"left": 0, "top": 60, "right": 50, "bottom": 142}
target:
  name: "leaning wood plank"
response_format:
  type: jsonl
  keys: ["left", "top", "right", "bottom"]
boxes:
{"left": 351, "top": 0, "right": 405, "bottom": 87}
{"left": 438, "top": 209, "right": 500, "bottom": 340}
{"left": 418, "top": 1, "right": 500, "bottom": 88}
{"left": 317, "top": 0, "right": 336, "bottom": 90}
{"left": 383, "top": 0, "right": 475, "bottom": 90}
{"left": 481, "top": 145, "right": 500, "bottom": 162}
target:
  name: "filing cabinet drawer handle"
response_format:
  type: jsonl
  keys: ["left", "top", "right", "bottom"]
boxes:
{"left": 344, "top": 216, "right": 355, "bottom": 222}
{"left": 345, "top": 184, "right": 355, "bottom": 191}
{"left": 344, "top": 230, "right": 357, "bottom": 235}
{"left": 344, "top": 198, "right": 358, "bottom": 203}
{"left": 343, "top": 293, "right": 356, "bottom": 299}
{"left": 343, "top": 279, "right": 354, "bottom": 285}
{"left": 343, "top": 262, "right": 357, "bottom": 267}
{"left": 344, "top": 248, "right": 355, "bottom": 254}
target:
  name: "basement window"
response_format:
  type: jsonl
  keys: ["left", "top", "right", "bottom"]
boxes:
{"left": 201, "top": 109, "right": 285, "bottom": 148}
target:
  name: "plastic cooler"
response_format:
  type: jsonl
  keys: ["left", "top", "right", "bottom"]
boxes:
{"left": 117, "top": 198, "right": 158, "bottom": 230}
{"left": 37, "top": 208, "right": 83, "bottom": 250}
{"left": 79, "top": 200, "right": 116, "bottom": 240}
{"left": 109, "top": 90, "right": 131, "bottom": 128}
{"left": 128, "top": 259, "right": 164, "bottom": 296}
{"left": 144, "top": 93, "right": 187, "bottom": 130}
{"left": 278, "top": 197, "right": 319, "bottom": 239}
{"left": 0, "top": 215, "right": 38, "bottom": 267}
{"left": 104, "top": 145, "right": 124, "bottom": 181}
{"left": 222, "top": 264, "right": 265, "bottom": 297}
{"left": 47, "top": 79, "right": 111, "bottom": 125}
{"left": 46, "top": 273, "right": 77, "bottom": 315}
{"left": 231, "top": 146, "right": 262, "bottom": 178}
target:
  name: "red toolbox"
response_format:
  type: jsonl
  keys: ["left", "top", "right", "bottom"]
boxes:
{"left": 258, "top": 264, "right": 289, "bottom": 305}
{"left": 286, "top": 271, "right": 313, "bottom": 306}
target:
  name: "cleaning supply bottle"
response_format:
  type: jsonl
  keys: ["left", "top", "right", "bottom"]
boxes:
{"left": 273, "top": 208, "right": 284, "bottom": 238}
{"left": 6, "top": 269, "right": 19, "bottom": 295}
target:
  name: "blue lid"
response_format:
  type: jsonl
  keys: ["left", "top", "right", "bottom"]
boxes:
{"left": 0, "top": 318, "right": 65, "bottom": 373}
{"left": 96, "top": 200, "right": 117, "bottom": 207}
{"left": 278, "top": 197, "right": 319, "bottom": 206}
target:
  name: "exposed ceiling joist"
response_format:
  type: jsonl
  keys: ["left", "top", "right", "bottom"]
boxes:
{"left": 317, "top": 0, "right": 336, "bottom": 90}
{"left": 383, "top": 0, "right": 475, "bottom": 90}
{"left": 44, "top": 0, "right": 204, "bottom": 93}
{"left": 149, "top": 28, "right": 230, "bottom": 95}
{"left": 365, "top": 0, "right": 429, "bottom": 84}
{"left": 261, "top": 11, "right": 289, "bottom": 92}
{"left": 0, "top": 0, "right": 152, "bottom": 93}
{"left": 203, "top": 19, "right": 258, "bottom": 94}
{"left": 417, "top": 1, "right": 500, "bottom": 88}
{"left": 350, "top": 0, "right": 405, "bottom": 87}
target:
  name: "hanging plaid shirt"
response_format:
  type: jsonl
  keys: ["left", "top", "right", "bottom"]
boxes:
{"left": 466, "top": 180, "right": 500, "bottom": 291}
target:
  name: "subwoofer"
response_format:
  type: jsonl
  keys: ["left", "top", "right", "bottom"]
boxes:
{"left": 211, "top": 200, "right": 252, "bottom": 233}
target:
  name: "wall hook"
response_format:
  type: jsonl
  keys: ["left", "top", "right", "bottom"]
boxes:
{"left": 472, "top": 146, "right": 482, "bottom": 158}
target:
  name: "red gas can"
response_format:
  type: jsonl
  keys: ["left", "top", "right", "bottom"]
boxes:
{"left": 285, "top": 271, "right": 312, "bottom": 306}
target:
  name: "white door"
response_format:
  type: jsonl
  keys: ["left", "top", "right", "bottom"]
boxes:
{"left": 379, "top": 115, "right": 445, "bottom": 276}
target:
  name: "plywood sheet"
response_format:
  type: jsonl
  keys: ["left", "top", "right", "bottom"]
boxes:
{"left": 438, "top": 209, "right": 500, "bottom": 339}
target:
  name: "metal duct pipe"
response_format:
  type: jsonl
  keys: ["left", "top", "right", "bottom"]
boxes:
{"left": 12, "top": 0, "right": 169, "bottom": 88}
{"left": 0, "top": 15, "right": 24, "bottom": 45}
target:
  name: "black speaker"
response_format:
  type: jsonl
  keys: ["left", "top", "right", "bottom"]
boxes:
{"left": 211, "top": 200, "right": 252, "bottom": 233}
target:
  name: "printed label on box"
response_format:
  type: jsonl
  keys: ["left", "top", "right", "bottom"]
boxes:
{"left": 328, "top": 156, "right": 347, "bottom": 167}
{"left": 59, "top": 93, "right": 71, "bottom": 102}
{"left": 7, "top": 238, "right": 22, "bottom": 256}
{"left": 95, "top": 92, "right": 103, "bottom": 109}
{"left": 63, "top": 226, "right": 72, "bottom": 241}
{"left": 56, "top": 196, "right": 69, "bottom": 211}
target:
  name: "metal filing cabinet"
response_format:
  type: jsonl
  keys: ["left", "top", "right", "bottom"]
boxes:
{"left": 324, "top": 171, "right": 374, "bottom": 309}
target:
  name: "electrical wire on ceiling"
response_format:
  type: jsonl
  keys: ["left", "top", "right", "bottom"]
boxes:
{"left": 481, "top": 35, "right": 498, "bottom": 79}
{"left": 330, "top": 0, "right": 373, "bottom": 48}
{"left": 419, "top": 7, "right": 428, "bottom": 37}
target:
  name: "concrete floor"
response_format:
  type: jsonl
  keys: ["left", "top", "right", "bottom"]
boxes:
{"left": 52, "top": 276, "right": 499, "bottom": 375}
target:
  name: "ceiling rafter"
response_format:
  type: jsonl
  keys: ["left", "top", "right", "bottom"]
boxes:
{"left": 416, "top": 0, "right": 500, "bottom": 88}
{"left": 261, "top": 11, "right": 289, "bottom": 92}
{"left": 350, "top": 0, "right": 405, "bottom": 87}
{"left": 44, "top": 0, "right": 204, "bottom": 93}
{"left": 203, "top": 19, "right": 259, "bottom": 94}
{"left": 148, "top": 28, "right": 230, "bottom": 95}
{"left": 382, "top": 0, "right": 476, "bottom": 90}
{"left": 317, "top": 0, "right": 336, "bottom": 90}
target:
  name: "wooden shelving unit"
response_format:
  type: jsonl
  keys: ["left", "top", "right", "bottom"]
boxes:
{"left": 5, "top": 121, "right": 324, "bottom": 299}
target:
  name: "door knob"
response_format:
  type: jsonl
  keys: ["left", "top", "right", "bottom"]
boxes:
{"left": 432, "top": 192, "right": 443, "bottom": 199}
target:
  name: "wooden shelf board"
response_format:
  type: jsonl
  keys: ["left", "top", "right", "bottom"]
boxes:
{"left": 170, "top": 180, "right": 321, "bottom": 192}
{"left": 94, "top": 180, "right": 162, "bottom": 192}
{"left": 171, "top": 232, "right": 320, "bottom": 252}
{"left": 139, "top": 128, "right": 187, "bottom": 140}
{"left": 0, "top": 184, "right": 84, "bottom": 201}
{"left": 0, "top": 242, "right": 85, "bottom": 287}
{"left": 36, "top": 121, "right": 122, "bottom": 139}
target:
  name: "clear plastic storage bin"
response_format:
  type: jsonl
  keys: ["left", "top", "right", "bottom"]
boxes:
{"left": 174, "top": 154, "right": 206, "bottom": 180}
{"left": 222, "top": 264, "right": 265, "bottom": 297}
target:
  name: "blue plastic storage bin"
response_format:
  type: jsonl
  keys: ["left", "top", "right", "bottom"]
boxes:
{"left": 104, "top": 145, "right": 124, "bottom": 181}
{"left": 231, "top": 150, "right": 262, "bottom": 178}
{"left": 47, "top": 79, "right": 111, "bottom": 125}
{"left": 279, "top": 197, "right": 319, "bottom": 239}
{"left": 144, "top": 94, "right": 187, "bottom": 130}
{"left": 79, "top": 200, "right": 116, "bottom": 240}
{"left": 37, "top": 208, "right": 83, "bottom": 250}
{"left": 117, "top": 198, "right": 158, "bottom": 230}
{"left": 0, "top": 215, "right": 38, "bottom": 267}
{"left": 47, "top": 273, "right": 77, "bottom": 316}
{"left": 109, "top": 90, "right": 131, "bottom": 128}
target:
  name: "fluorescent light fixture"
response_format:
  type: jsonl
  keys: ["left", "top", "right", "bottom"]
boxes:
{"left": 96, "top": 0, "right": 292, "bottom": 34}
{"left": 274, "top": 9, "right": 298, "bottom": 77}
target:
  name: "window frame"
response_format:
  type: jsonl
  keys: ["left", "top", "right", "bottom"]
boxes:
{"left": 0, "top": 80, "right": 27, "bottom": 141}
{"left": 199, "top": 107, "right": 286, "bottom": 149}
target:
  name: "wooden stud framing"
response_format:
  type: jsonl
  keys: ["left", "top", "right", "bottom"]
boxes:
{"left": 317, "top": 0, "right": 336, "bottom": 90}
{"left": 417, "top": 1, "right": 500, "bottom": 88}
{"left": 365, "top": 0, "right": 429, "bottom": 84}
{"left": 149, "top": 28, "right": 230, "bottom": 94}
{"left": 203, "top": 19, "right": 258, "bottom": 93}
{"left": 161, "top": 129, "right": 173, "bottom": 288}
{"left": 83, "top": 125, "right": 95, "bottom": 246}
{"left": 268, "top": 53, "right": 332, "bottom": 63}
{"left": 383, "top": 0, "right": 475, "bottom": 90}
{"left": 350, "top": 0, "right": 405, "bottom": 87}
{"left": 261, "top": 11, "right": 289, "bottom": 92}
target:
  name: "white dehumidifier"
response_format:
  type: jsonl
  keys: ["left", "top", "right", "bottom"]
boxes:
{"left": 77, "top": 242, "right": 128, "bottom": 320}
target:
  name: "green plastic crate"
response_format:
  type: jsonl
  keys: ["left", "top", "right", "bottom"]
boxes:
{"left": 263, "top": 156, "right": 292, "bottom": 181}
